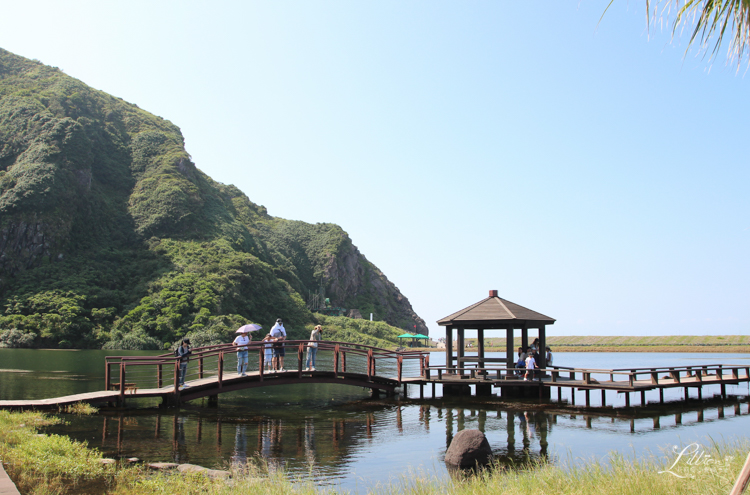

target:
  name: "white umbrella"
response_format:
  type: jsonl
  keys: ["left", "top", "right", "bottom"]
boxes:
{"left": 236, "top": 324, "right": 262, "bottom": 333}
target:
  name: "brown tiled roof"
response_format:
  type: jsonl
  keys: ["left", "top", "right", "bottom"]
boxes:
{"left": 437, "top": 295, "right": 555, "bottom": 327}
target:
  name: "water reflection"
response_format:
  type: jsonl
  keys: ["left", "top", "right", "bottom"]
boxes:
{"left": 71, "top": 394, "right": 750, "bottom": 487}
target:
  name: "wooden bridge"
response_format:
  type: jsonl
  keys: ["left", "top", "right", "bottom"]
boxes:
{"left": 0, "top": 341, "right": 748, "bottom": 410}
{"left": 0, "top": 341, "right": 429, "bottom": 409}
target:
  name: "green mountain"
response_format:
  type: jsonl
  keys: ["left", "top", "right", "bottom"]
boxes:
{"left": 0, "top": 48, "right": 427, "bottom": 349}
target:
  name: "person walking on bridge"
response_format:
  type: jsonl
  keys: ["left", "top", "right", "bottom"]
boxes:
{"left": 270, "top": 319, "right": 287, "bottom": 372}
{"left": 177, "top": 338, "right": 192, "bottom": 389}
{"left": 305, "top": 325, "right": 322, "bottom": 371}
{"left": 233, "top": 329, "right": 251, "bottom": 376}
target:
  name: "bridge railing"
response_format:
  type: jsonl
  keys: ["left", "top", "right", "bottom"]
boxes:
{"left": 105, "top": 340, "right": 429, "bottom": 398}
{"left": 423, "top": 363, "right": 750, "bottom": 387}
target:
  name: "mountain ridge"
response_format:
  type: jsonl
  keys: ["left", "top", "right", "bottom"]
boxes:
{"left": 0, "top": 48, "right": 427, "bottom": 349}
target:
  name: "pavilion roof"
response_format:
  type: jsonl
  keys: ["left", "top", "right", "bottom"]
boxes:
{"left": 437, "top": 291, "right": 555, "bottom": 328}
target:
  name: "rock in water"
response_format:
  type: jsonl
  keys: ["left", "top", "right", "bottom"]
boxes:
{"left": 444, "top": 429, "right": 493, "bottom": 468}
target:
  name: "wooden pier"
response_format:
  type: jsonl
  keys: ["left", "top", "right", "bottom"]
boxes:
{"left": 401, "top": 363, "right": 750, "bottom": 406}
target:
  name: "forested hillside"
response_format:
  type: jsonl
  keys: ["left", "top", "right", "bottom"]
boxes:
{"left": 0, "top": 48, "right": 427, "bottom": 349}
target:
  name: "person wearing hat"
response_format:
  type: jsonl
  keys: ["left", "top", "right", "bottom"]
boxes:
{"left": 233, "top": 329, "right": 251, "bottom": 376}
{"left": 177, "top": 338, "right": 192, "bottom": 388}
{"left": 270, "top": 318, "right": 287, "bottom": 372}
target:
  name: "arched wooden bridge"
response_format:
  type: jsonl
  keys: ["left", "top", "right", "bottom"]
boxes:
{"left": 0, "top": 341, "right": 430, "bottom": 409}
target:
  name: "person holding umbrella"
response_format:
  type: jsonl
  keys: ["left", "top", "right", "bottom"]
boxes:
{"left": 234, "top": 324, "right": 262, "bottom": 376}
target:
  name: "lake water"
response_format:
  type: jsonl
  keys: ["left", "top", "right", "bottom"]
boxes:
{"left": 1, "top": 349, "right": 749, "bottom": 491}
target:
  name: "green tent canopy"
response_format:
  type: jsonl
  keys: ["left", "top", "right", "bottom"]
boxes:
{"left": 397, "top": 333, "right": 415, "bottom": 338}
{"left": 412, "top": 334, "right": 429, "bottom": 339}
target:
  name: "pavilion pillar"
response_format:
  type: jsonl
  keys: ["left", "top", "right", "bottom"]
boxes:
{"left": 457, "top": 327, "right": 465, "bottom": 375}
{"left": 506, "top": 327, "right": 514, "bottom": 376}
{"left": 521, "top": 326, "right": 528, "bottom": 352}
{"left": 538, "top": 326, "right": 547, "bottom": 371}
{"left": 445, "top": 326, "right": 454, "bottom": 373}
{"left": 477, "top": 328, "right": 485, "bottom": 370}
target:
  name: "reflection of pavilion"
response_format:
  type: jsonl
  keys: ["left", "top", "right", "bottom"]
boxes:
{"left": 438, "top": 290, "right": 555, "bottom": 397}
{"left": 93, "top": 396, "right": 749, "bottom": 476}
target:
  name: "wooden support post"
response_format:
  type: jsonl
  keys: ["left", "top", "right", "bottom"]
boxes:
{"left": 698, "top": 409, "right": 704, "bottom": 422}
{"left": 445, "top": 325, "right": 453, "bottom": 373}
{"left": 641, "top": 390, "right": 646, "bottom": 406}
{"left": 722, "top": 383, "right": 727, "bottom": 399}
{"left": 477, "top": 328, "right": 485, "bottom": 370}
{"left": 571, "top": 388, "right": 576, "bottom": 405}
{"left": 342, "top": 352, "right": 347, "bottom": 372}
{"left": 173, "top": 360, "right": 179, "bottom": 394}
{"left": 653, "top": 417, "right": 660, "bottom": 429}
{"left": 397, "top": 355, "right": 403, "bottom": 384}
{"left": 601, "top": 389, "right": 606, "bottom": 407}
{"left": 457, "top": 327, "right": 465, "bottom": 376}
{"left": 298, "top": 343, "right": 304, "bottom": 378}
{"left": 105, "top": 362, "right": 111, "bottom": 391}
{"left": 685, "top": 387, "right": 689, "bottom": 400}
{"left": 199, "top": 356, "right": 204, "bottom": 379}
{"left": 432, "top": 382, "right": 436, "bottom": 398}
{"left": 218, "top": 352, "right": 224, "bottom": 389}
{"left": 367, "top": 350, "right": 373, "bottom": 381}
{"left": 659, "top": 388, "right": 664, "bottom": 403}
{"left": 506, "top": 327, "right": 514, "bottom": 378}
{"left": 625, "top": 393, "right": 630, "bottom": 408}
{"left": 119, "top": 363, "right": 126, "bottom": 401}
{"left": 259, "top": 348, "right": 264, "bottom": 381}
{"left": 158, "top": 363, "right": 163, "bottom": 388}
{"left": 334, "top": 344, "right": 340, "bottom": 378}
{"left": 585, "top": 389, "right": 590, "bottom": 407}
{"left": 538, "top": 326, "right": 547, "bottom": 371}
{"left": 698, "top": 387, "right": 702, "bottom": 400}
{"left": 420, "top": 384, "right": 424, "bottom": 399}
{"left": 675, "top": 413, "right": 682, "bottom": 424}
{"left": 558, "top": 387, "right": 562, "bottom": 402}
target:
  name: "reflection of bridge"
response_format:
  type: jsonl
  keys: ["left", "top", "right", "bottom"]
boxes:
{"left": 0, "top": 341, "right": 429, "bottom": 409}
{"left": 90, "top": 395, "right": 750, "bottom": 471}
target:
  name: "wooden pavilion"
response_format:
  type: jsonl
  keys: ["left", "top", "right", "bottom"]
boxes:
{"left": 437, "top": 290, "right": 556, "bottom": 373}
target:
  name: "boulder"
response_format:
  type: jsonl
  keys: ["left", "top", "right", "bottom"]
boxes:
{"left": 444, "top": 429, "right": 493, "bottom": 468}
{"left": 177, "top": 464, "right": 230, "bottom": 479}
{"left": 148, "top": 462, "right": 179, "bottom": 470}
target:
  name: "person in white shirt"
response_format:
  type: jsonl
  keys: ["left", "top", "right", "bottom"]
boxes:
{"left": 524, "top": 352, "right": 536, "bottom": 381}
{"left": 270, "top": 318, "right": 287, "bottom": 372}
{"left": 233, "top": 329, "right": 251, "bottom": 376}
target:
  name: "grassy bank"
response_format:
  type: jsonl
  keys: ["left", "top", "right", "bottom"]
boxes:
{"left": 1, "top": 410, "right": 749, "bottom": 494}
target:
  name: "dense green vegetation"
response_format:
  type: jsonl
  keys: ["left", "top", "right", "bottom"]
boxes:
{"left": 0, "top": 48, "right": 425, "bottom": 350}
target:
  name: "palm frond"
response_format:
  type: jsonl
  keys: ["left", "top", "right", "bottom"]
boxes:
{"left": 652, "top": 0, "right": 750, "bottom": 67}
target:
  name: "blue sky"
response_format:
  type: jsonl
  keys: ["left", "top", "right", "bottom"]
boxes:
{"left": 1, "top": 2, "right": 747, "bottom": 336}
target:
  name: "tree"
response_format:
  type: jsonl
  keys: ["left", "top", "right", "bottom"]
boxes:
{"left": 607, "top": 0, "right": 750, "bottom": 67}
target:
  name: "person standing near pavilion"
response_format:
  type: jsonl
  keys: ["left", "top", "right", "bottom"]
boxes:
{"left": 524, "top": 350, "right": 536, "bottom": 382}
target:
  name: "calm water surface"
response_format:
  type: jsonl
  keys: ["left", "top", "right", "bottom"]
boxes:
{"left": 1, "top": 349, "right": 749, "bottom": 491}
